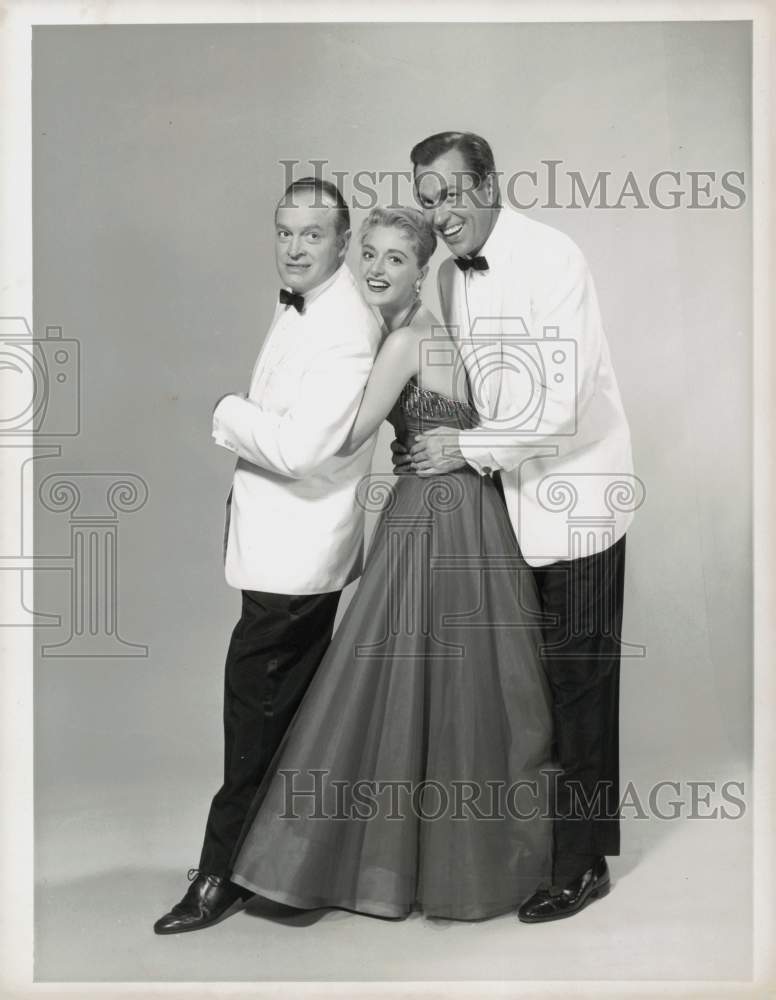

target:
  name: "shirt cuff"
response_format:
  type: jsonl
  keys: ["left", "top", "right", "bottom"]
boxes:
{"left": 458, "top": 430, "right": 498, "bottom": 477}
{"left": 212, "top": 393, "right": 243, "bottom": 452}
{"left": 212, "top": 432, "right": 237, "bottom": 452}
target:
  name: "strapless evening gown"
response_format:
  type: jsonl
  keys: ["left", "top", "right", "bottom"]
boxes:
{"left": 230, "top": 379, "right": 555, "bottom": 920}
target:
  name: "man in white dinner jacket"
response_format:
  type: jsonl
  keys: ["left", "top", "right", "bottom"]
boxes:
{"left": 154, "top": 176, "right": 382, "bottom": 934}
{"left": 404, "top": 132, "right": 637, "bottom": 923}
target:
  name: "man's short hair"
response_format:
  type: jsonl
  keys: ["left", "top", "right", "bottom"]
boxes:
{"left": 278, "top": 176, "right": 350, "bottom": 238}
{"left": 410, "top": 132, "right": 496, "bottom": 188}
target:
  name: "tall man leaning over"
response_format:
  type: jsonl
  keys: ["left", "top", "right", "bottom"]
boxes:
{"left": 403, "top": 132, "right": 635, "bottom": 923}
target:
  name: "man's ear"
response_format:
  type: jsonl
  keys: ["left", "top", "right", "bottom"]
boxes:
{"left": 338, "top": 228, "right": 352, "bottom": 259}
{"left": 484, "top": 173, "right": 496, "bottom": 206}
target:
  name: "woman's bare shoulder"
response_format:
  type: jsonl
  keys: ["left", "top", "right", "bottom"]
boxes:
{"left": 412, "top": 309, "right": 459, "bottom": 359}
{"left": 378, "top": 306, "right": 455, "bottom": 373}
{"left": 373, "top": 324, "right": 426, "bottom": 380}
{"left": 409, "top": 306, "right": 468, "bottom": 401}
{"left": 393, "top": 306, "right": 450, "bottom": 346}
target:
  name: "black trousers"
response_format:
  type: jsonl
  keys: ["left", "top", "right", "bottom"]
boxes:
{"left": 532, "top": 535, "right": 627, "bottom": 867}
{"left": 198, "top": 587, "right": 341, "bottom": 877}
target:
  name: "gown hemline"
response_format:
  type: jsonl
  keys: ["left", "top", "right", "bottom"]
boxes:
{"left": 231, "top": 871, "right": 533, "bottom": 923}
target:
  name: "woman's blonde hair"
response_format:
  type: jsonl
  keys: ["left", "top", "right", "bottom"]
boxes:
{"left": 359, "top": 206, "right": 437, "bottom": 269}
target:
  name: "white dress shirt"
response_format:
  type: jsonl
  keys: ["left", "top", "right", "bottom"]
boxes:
{"left": 438, "top": 205, "right": 638, "bottom": 567}
{"left": 212, "top": 264, "right": 383, "bottom": 594}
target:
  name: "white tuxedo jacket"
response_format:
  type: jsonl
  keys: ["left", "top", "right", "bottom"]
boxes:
{"left": 439, "top": 206, "right": 637, "bottom": 567}
{"left": 212, "top": 265, "right": 383, "bottom": 594}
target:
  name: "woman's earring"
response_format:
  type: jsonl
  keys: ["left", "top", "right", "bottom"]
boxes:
{"left": 414, "top": 280, "right": 422, "bottom": 295}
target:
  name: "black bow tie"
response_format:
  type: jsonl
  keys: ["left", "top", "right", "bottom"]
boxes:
{"left": 455, "top": 255, "right": 489, "bottom": 273}
{"left": 279, "top": 288, "right": 305, "bottom": 313}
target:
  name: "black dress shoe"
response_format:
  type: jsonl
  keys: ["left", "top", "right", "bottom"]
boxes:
{"left": 154, "top": 868, "right": 254, "bottom": 935}
{"left": 517, "top": 856, "right": 610, "bottom": 923}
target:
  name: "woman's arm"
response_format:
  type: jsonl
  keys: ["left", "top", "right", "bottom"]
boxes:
{"left": 339, "top": 328, "right": 420, "bottom": 455}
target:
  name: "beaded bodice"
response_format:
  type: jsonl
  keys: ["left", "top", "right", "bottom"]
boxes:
{"left": 390, "top": 378, "right": 478, "bottom": 446}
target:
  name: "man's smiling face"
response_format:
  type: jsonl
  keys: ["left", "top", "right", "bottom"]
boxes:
{"left": 414, "top": 148, "right": 496, "bottom": 258}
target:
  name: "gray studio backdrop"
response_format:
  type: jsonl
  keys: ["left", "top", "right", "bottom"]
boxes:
{"left": 31, "top": 18, "right": 751, "bottom": 968}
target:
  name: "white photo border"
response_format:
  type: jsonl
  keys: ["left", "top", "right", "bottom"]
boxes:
{"left": 0, "top": 1, "right": 772, "bottom": 998}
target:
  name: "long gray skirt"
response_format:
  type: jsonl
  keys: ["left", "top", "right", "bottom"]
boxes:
{"left": 230, "top": 469, "right": 555, "bottom": 920}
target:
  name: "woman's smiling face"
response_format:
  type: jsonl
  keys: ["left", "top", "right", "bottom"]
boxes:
{"left": 359, "top": 225, "right": 420, "bottom": 312}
